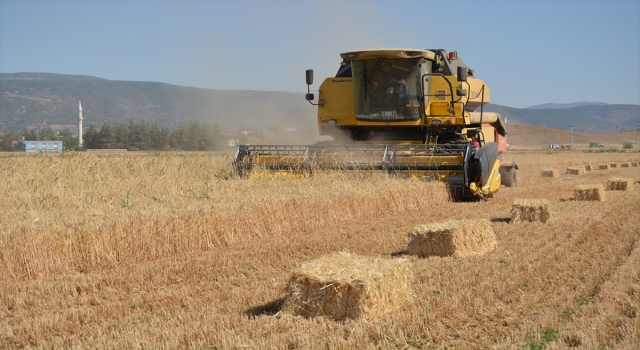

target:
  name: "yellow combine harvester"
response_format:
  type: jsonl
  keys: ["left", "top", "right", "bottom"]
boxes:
{"left": 234, "top": 48, "right": 518, "bottom": 199}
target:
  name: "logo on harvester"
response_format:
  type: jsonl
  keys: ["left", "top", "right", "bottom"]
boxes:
{"left": 332, "top": 79, "right": 352, "bottom": 83}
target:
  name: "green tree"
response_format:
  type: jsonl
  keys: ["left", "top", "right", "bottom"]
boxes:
{"left": 0, "top": 130, "right": 21, "bottom": 151}
{"left": 127, "top": 120, "right": 140, "bottom": 150}
{"left": 97, "top": 122, "right": 114, "bottom": 148}
{"left": 83, "top": 125, "right": 99, "bottom": 149}
{"left": 38, "top": 127, "right": 58, "bottom": 141}
{"left": 170, "top": 127, "right": 186, "bottom": 150}
{"left": 23, "top": 127, "right": 38, "bottom": 141}
{"left": 137, "top": 121, "right": 151, "bottom": 150}
{"left": 159, "top": 127, "right": 171, "bottom": 150}
{"left": 149, "top": 123, "right": 170, "bottom": 150}
{"left": 58, "top": 128, "right": 78, "bottom": 150}
{"left": 622, "top": 141, "right": 633, "bottom": 149}
{"left": 186, "top": 121, "right": 203, "bottom": 150}
{"left": 114, "top": 123, "right": 129, "bottom": 149}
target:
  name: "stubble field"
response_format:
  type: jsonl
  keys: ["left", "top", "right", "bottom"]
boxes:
{"left": 1, "top": 149, "right": 639, "bottom": 349}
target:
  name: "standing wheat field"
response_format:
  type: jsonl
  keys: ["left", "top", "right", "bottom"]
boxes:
{"left": 1, "top": 150, "right": 639, "bottom": 349}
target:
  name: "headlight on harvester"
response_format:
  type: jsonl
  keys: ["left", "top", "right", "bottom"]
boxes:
{"left": 431, "top": 119, "right": 442, "bottom": 126}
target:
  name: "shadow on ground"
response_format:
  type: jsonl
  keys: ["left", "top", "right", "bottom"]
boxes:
{"left": 391, "top": 250, "right": 409, "bottom": 257}
{"left": 245, "top": 297, "right": 285, "bottom": 317}
{"left": 490, "top": 217, "right": 511, "bottom": 223}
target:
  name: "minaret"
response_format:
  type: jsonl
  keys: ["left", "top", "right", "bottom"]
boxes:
{"left": 78, "top": 101, "right": 83, "bottom": 147}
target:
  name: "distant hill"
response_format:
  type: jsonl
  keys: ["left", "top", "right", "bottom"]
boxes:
{"left": 1, "top": 73, "right": 638, "bottom": 134}
{"left": 0, "top": 72, "right": 107, "bottom": 81}
{"left": 527, "top": 102, "right": 608, "bottom": 109}
{"left": 0, "top": 73, "right": 317, "bottom": 133}
{"left": 482, "top": 104, "right": 639, "bottom": 133}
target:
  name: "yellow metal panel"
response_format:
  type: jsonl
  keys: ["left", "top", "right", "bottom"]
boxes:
{"left": 454, "top": 102, "right": 464, "bottom": 119}
{"left": 470, "top": 159, "right": 502, "bottom": 196}
{"left": 482, "top": 124, "right": 496, "bottom": 143}
{"left": 318, "top": 78, "right": 354, "bottom": 119}
{"left": 429, "top": 76, "right": 452, "bottom": 101}
{"left": 429, "top": 102, "right": 450, "bottom": 116}
{"left": 425, "top": 75, "right": 469, "bottom": 126}
{"left": 485, "top": 159, "right": 502, "bottom": 193}
{"left": 468, "top": 112, "right": 499, "bottom": 124}
{"left": 466, "top": 77, "right": 491, "bottom": 109}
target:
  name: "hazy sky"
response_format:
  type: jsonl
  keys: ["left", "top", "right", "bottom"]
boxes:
{"left": 1, "top": 0, "right": 639, "bottom": 108}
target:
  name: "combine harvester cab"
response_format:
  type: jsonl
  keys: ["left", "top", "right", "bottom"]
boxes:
{"left": 233, "top": 48, "right": 518, "bottom": 200}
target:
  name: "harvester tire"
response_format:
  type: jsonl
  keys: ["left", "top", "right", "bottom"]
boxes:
{"left": 500, "top": 167, "right": 517, "bottom": 187}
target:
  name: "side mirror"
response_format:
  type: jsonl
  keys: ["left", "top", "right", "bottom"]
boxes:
{"left": 457, "top": 66, "right": 468, "bottom": 82}
{"left": 306, "top": 69, "right": 314, "bottom": 85}
{"left": 305, "top": 69, "right": 318, "bottom": 105}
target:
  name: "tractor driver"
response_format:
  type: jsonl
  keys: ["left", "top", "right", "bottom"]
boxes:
{"left": 372, "top": 62, "right": 408, "bottom": 114}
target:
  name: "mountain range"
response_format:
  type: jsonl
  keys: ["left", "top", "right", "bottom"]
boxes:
{"left": 526, "top": 102, "right": 609, "bottom": 109}
{"left": 1, "top": 73, "right": 638, "bottom": 134}
{"left": 481, "top": 104, "right": 639, "bottom": 133}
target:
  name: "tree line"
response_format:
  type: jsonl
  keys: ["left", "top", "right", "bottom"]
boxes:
{"left": 0, "top": 120, "right": 227, "bottom": 151}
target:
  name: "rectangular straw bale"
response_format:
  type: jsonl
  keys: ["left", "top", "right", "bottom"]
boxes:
{"left": 511, "top": 198, "right": 552, "bottom": 223}
{"left": 584, "top": 164, "right": 592, "bottom": 171}
{"left": 607, "top": 177, "right": 634, "bottom": 191}
{"left": 610, "top": 163, "right": 618, "bottom": 168}
{"left": 598, "top": 164, "right": 610, "bottom": 170}
{"left": 282, "top": 252, "right": 413, "bottom": 321}
{"left": 407, "top": 219, "right": 496, "bottom": 258}
{"left": 620, "top": 163, "right": 630, "bottom": 168}
{"left": 632, "top": 162, "right": 638, "bottom": 167}
{"left": 566, "top": 166, "right": 585, "bottom": 175}
{"left": 574, "top": 184, "right": 606, "bottom": 201}
{"left": 541, "top": 169, "right": 559, "bottom": 178}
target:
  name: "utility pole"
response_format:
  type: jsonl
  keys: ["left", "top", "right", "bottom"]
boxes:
{"left": 636, "top": 124, "right": 639, "bottom": 150}
{"left": 568, "top": 125, "right": 575, "bottom": 150}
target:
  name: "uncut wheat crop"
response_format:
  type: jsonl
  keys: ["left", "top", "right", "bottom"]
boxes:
{"left": 1, "top": 150, "right": 639, "bottom": 349}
